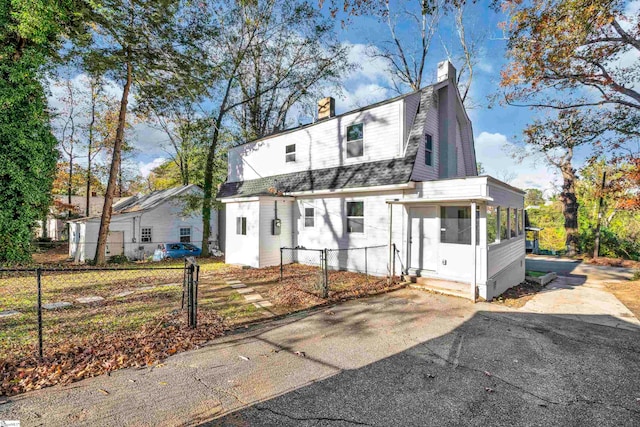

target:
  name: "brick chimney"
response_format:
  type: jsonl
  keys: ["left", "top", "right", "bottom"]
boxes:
{"left": 318, "top": 97, "right": 335, "bottom": 120}
{"left": 437, "top": 60, "right": 457, "bottom": 83}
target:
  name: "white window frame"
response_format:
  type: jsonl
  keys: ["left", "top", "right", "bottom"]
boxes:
{"left": 236, "top": 217, "right": 247, "bottom": 235}
{"left": 179, "top": 227, "right": 191, "bottom": 243}
{"left": 346, "top": 123, "right": 364, "bottom": 159}
{"left": 285, "top": 144, "right": 296, "bottom": 163}
{"left": 141, "top": 227, "right": 152, "bottom": 243}
{"left": 304, "top": 206, "right": 315, "bottom": 228}
{"left": 346, "top": 200, "right": 364, "bottom": 234}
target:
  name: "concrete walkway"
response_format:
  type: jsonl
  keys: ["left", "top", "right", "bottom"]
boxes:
{"left": 1, "top": 289, "right": 639, "bottom": 426}
{"left": 523, "top": 257, "right": 639, "bottom": 331}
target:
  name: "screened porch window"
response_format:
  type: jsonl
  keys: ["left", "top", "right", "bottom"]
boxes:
{"left": 440, "top": 206, "right": 480, "bottom": 245}
{"left": 486, "top": 206, "right": 498, "bottom": 244}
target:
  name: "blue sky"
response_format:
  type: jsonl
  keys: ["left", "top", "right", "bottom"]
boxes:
{"left": 51, "top": 1, "right": 639, "bottom": 197}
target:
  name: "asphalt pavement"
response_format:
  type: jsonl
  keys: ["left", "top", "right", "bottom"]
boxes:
{"left": 2, "top": 288, "right": 639, "bottom": 427}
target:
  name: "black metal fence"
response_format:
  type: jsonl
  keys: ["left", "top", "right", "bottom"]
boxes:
{"left": 279, "top": 244, "right": 400, "bottom": 298}
{"left": 0, "top": 260, "right": 198, "bottom": 359}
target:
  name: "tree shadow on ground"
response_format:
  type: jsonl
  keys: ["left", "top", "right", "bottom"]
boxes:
{"left": 204, "top": 310, "right": 640, "bottom": 427}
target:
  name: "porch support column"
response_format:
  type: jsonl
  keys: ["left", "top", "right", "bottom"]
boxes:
{"left": 387, "top": 202, "right": 393, "bottom": 285}
{"left": 471, "top": 201, "right": 477, "bottom": 302}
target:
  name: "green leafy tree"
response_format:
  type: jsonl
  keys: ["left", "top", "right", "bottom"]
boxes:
{"left": 0, "top": 1, "right": 88, "bottom": 262}
{"left": 79, "top": 0, "right": 201, "bottom": 264}
{"left": 525, "top": 188, "right": 545, "bottom": 207}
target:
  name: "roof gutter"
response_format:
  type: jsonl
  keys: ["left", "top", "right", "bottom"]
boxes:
{"left": 287, "top": 181, "right": 416, "bottom": 197}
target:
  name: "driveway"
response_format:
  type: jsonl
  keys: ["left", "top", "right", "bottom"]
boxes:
{"left": 524, "top": 256, "right": 640, "bottom": 330}
{"left": 1, "top": 289, "right": 639, "bottom": 426}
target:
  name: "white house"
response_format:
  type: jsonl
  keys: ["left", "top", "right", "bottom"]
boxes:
{"left": 69, "top": 185, "right": 218, "bottom": 262}
{"left": 217, "top": 61, "right": 525, "bottom": 301}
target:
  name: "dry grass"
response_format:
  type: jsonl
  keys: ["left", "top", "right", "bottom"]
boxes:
{"left": 604, "top": 281, "right": 640, "bottom": 320}
{"left": 580, "top": 256, "right": 640, "bottom": 269}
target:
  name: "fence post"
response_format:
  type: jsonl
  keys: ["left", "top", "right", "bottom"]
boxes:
{"left": 280, "top": 247, "right": 283, "bottom": 281}
{"left": 365, "top": 247, "right": 368, "bottom": 282}
{"left": 322, "top": 249, "right": 328, "bottom": 298}
{"left": 36, "top": 267, "right": 43, "bottom": 359}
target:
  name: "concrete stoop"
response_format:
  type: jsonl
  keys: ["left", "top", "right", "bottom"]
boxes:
{"left": 405, "top": 275, "right": 474, "bottom": 301}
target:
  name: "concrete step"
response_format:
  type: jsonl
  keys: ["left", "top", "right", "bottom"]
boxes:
{"left": 405, "top": 275, "right": 474, "bottom": 300}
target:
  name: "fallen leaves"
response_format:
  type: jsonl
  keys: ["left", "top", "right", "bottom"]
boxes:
{"left": 0, "top": 311, "right": 226, "bottom": 396}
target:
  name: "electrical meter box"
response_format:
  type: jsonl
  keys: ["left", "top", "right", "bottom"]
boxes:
{"left": 272, "top": 218, "right": 281, "bottom": 235}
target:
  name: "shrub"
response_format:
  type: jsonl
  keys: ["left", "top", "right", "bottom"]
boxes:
{"left": 107, "top": 254, "right": 129, "bottom": 264}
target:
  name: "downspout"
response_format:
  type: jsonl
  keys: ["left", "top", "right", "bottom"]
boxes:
{"left": 388, "top": 202, "right": 393, "bottom": 285}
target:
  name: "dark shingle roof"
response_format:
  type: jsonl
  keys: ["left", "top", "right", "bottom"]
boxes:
{"left": 218, "top": 87, "right": 434, "bottom": 199}
{"left": 217, "top": 156, "right": 418, "bottom": 198}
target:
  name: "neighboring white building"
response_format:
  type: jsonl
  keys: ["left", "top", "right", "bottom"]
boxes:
{"left": 217, "top": 61, "right": 525, "bottom": 301}
{"left": 69, "top": 185, "right": 218, "bottom": 262}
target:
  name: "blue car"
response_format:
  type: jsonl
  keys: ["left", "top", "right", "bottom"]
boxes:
{"left": 158, "top": 242, "right": 202, "bottom": 259}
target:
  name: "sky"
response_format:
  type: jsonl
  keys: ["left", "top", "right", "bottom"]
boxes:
{"left": 49, "top": 0, "right": 640, "bottom": 198}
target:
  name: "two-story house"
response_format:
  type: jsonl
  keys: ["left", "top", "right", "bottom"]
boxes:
{"left": 217, "top": 61, "right": 525, "bottom": 301}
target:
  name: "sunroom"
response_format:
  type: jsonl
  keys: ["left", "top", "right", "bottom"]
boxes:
{"left": 386, "top": 176, "right": 526, "bottom": 302}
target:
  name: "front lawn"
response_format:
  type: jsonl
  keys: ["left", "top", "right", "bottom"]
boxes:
{"left": 1, "top": 260, "right": 401, "bottom": 396}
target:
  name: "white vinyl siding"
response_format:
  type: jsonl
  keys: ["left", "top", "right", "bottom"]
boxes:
{"left": 226, "top": 98, "right": 405, "bottom": 183}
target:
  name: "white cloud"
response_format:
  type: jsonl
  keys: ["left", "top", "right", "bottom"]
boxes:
{"left": 475, "top": 131, "right": 560, "bottom": 197}
{"left": 138, "top": 157, "right": 167, "bottom": 177}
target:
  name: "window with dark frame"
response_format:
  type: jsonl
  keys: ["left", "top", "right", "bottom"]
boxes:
{"left": 304, "top": 207, "right": 315, "bottom": 227}
{"left": 425, "top": 134, "right": 433, "bottom": 166}
{"left": 179, "top": 227, "right": 191, "bottom": 243}
{"left": 346, "top": 123, "right": 364, "bottom": 158}
{"left": 285, "top": 144, "right": 296, "bottom": 162}
{"left": 236, "top": 217, "right": 247, "bottom": 235}
{"left": 141, "top": 227, "right": 152, "bottom": 243}
{"left": 346, "top": 201, "right": 364, "bottom": 233}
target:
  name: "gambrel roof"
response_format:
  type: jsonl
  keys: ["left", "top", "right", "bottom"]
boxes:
{"left": 217, "top": 87, "right": 435, "bottom": 199}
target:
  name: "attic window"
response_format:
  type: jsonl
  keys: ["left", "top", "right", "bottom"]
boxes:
{"left": 286, "top": 144, "right": 296, "bottom": 162}
{"left": 346, "top": 123, "right": 364, "bottom": 158}
{"left": 425, "top": 134, "right": 433, "bottom": 166}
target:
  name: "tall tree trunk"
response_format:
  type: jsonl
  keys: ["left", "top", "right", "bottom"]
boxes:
{"left": 94, "top": 53, "right": 132, "bottom": 265}
{"left": 86, "top": 89, "right": 96, "bottom": 217}
{"left": 559, "top": 156, "right": 579, "bottom": 256}
{"left": 201, "top": 123, "right": 220, "bottom": 256}
{"left": 593, "top": 171, "right": 607, "bottom": 258}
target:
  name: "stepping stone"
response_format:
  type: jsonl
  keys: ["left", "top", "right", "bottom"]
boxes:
{"left": 227, "top": 280, "right": 242, "bottom": 284}
{"left": 253, "top": 301, "right": 273, "bottom": 308}
{"left": 137, "top": 286, "right": 155, "bottom": 291}
{"left": 243, "top": 293, "right": 263, "bottom": 302}
{"left": 235, "top": 287, "right": 254, "bottom": 294}
{"left": 230, "top": 283, "right": 247, "bottom": 289}
{"left": 76, "top": 296, "right": 105, "bottom": 304}
{"left": 115, "top": 291, "right": 134, "bottom": 298}
{"left": 0, "top": 310, "right": 20, "bottom": 318}
{"left": 43, "top": 302, "right": 72, "bottom": 310}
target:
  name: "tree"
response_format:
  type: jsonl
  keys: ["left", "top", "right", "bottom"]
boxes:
{"left": 194, "top": 0, "right": 352, "bottom": 256}
{"left": 0, "top": 1, "right": 88, "bottom": 262}
{"left": 525, "top": 189, "right": 545, "bottom": 207}
{"left": 522, "top": 109, "right": 611, "bottom": 256}
{"left": 80, "top": 0, "right": 198, "bottom": 264}
{"left": 499, "top": 0, "right": 640, "bottom": 143}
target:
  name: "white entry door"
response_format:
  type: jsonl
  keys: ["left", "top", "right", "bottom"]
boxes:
{"left": 106, "top": 231, "right": 124, "bottom": 257}
{"left": 410, "top": 207, "right": 438, "bottom": 272}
